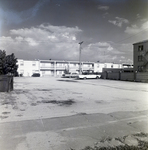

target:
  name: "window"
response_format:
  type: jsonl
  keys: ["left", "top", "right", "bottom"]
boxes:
{"left": 97, "top": 64, "right": 99, "bottom": 68}
{"left": 20, "top": 70, "right": 24, "bottom": 74}
{"left": 138, "top": 66, "right": 143, "bottom": 72}
{"left": 20, "top": 61, "right": 24, "bottom": 66}
{"left": 32, "top": 61, "right": 36, "bottom": 66}
{"left": 42, "top": 71, "right": 45, "bottom": 74}
{"left": 57, "top": 63, "right": 62, "bottom": 66}
{"left": 88, "top": 64, "right": 91, "bottom": 67}
{"left": 59, "top": 71, "right": 62, "bottom": 74}
{"left": 138, "top": 45, "right": 143, "bottom": 51}
{"left": 138, "top": 55, "right": 143, "bottom": 62}
{"left": 32, "top": 70, "right": 36, "bottom": 73}
{"left": 41, "top": 63, "right": 45, "bottom": 67}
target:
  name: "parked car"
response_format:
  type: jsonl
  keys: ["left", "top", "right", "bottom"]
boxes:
{"left": 78, "top": 72, "right": 101, "bottom": 79}
{"left": 62, "top": 72, "right": 79, "bottom": 78}
{"left": 32, "top": 73, "right": 40, "bottom": 77}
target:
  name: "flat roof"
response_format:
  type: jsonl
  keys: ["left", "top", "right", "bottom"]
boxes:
{"left": 133, "top": 39, "right": 148, "bottom": 45}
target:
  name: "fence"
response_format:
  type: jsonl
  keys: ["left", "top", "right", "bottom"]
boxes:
{"left": 101, "top": 72, "right": 148, "bottom": 82}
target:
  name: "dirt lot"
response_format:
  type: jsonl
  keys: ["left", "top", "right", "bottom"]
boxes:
{"left": 0, "top": 77, "right": 148, "bottom": 150}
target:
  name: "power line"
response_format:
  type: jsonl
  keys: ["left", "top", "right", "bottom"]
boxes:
{"left": 115, "top": 27, "right": 148, "bottom": 44}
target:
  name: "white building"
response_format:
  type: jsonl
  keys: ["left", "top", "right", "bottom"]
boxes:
{"left": 94, "top": 63, "right": 122, "bottom": 73}
{"left": 17, "top": 59, "right": 40, "bottom": 77}
{"left": 39, "top": 60, "right": 94, "bottom": 77}
{"left": 17, "top": 59, "right": 125, "bottom": 77}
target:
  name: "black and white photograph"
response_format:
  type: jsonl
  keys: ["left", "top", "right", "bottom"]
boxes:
{"left": 0, "top": 0, "right": 148, "bottom": 149}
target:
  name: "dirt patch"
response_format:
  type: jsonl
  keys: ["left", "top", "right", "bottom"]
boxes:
{"left": 2, "top": 112, "right": 10, "bottom": 115}
{"left": 36, "top": 89, "right": 52, "bottom": 91}
{"left": 14, "top": 89, "right": 29, "bottom": 94}
{"left": 41, "top": 99, "right": 75, "bottom": 106}
{"left": 76, "top": 112, "right": 87, "bottom": 115}
{"left": 95, "top": 100, "right": 108, "bottom": 104}
{"left": 0, "top": 116, "right": 9, "bottom": 119}
{"left": 31, "top": 103, "right": 37, "bottom": 106}
{"left": 36, "top": 88, "right": 61, "bottom": 91}
{"left": 1, "top": 101, "right": 10, "bottom": 105}
{"left": 57, "top": 79, "right": 78, "bottom": 82}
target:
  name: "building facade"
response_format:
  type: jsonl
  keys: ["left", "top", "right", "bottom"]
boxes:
{"left": 17, "top": 59, "right": 40, "bottom": 76}
{"left": 17, "top": 59, "right": 124, "bottom": 77}
{"left": 39, "top": 60, "right": 94, "bottom": 76}
{"left": 133, "top": 40, "right": 148, "bottom": 72}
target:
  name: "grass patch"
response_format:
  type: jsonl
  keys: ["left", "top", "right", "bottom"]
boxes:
{"left": 79, "top": 143, "right": 148, "bottom": 150}
{"left": 70, "top": 133, "right": 148, "bottom": 150}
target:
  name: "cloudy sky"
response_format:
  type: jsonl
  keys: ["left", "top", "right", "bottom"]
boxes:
{"left": 0, "top": 0, "right": 148, "bottom": 63}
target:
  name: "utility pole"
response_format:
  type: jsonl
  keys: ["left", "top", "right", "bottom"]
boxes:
{"left": 79, "top": 41, "right": 83, "bottom": 74}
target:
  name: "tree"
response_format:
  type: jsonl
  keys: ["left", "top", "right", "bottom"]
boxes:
{"left": 0, "top": 50, "right": 18, "bottom": 76}
{"left": 0, "top": 50, "right": 6, "bottom": 75}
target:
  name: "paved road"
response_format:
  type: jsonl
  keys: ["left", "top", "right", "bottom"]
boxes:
{"left": 0, "top": 110, "right": 148, "bottom": 150}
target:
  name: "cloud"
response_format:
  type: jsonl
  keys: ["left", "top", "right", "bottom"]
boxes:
{"left": 103, "top": 12, "right": 109, "bottom": 18}
{"left": 125, "top": 21, "right": 148, "bottom": 34}
{"left": 81, "top": 42, "right": 126, "bottom": 63}
{"left": 108, "top": 17, "right": 129, "bottom": 27}
{"left": 98, "top": 5, "right": 109, "bottom": 10}
{"left": 0, "top": 24, "right": 133, "bottom": 63}
{"left": 0, "top": 24, "right": 83, "bottom": 60}
{"left": 136, "top": 14, "right": 141, "bottom": 19}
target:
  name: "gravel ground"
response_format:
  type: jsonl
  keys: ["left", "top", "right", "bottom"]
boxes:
{"left": 0, "top": 77, "right": 148, "bottom": 150}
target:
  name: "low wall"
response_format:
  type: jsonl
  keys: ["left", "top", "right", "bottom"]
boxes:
{"left": 121, "top": 73, "right": 134, "bottom": 81}
{"left": 107, "top": 72, "right": 120, "bottom": 80}
{"left": 101, "top": 71, "right": 148, "bottom": 82}
{"left": 136, "top": 72, "right": 148, "bottom": 82}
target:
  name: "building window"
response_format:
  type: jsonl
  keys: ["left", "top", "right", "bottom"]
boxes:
{"left": 32, "top": 70, "right": 36, "bottom": 74}
{"left": 20, "top": 70, "right": 24, "bottom": 74}
{"left": 32, "top": 62, "right": 36, "bottom": 66}
{"left": 41, "top": 63, "right": 45, "bottom": 67}
{"left": 58, "top": 63, "right": 62, "bottom": 66}
{"left": 42, "top": 71, "right": 45, "bottom": 74}
{"left": 138, "top": 66, "right": 143, "bottom": 72}
{"left": 59, "top": 71, "right": 62, "bottom": 74}
{"left": 138, "top": 45, "right": 143, "bottom": 51}
{"left": 20, "top": 61, "right": 24, "bottom": 66}
{"left": 138, "top": 55, "right": 143, "bottom": 62}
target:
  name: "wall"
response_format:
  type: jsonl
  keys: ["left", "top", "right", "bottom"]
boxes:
{"left": 101, "top": 71, "right": 148, "bottom": 83}
{"left": 107, "top": 72, "right": 120, "bottom": 80}
{"left": 136, "top": 72, "right": 148, "bottom": 82}
{"left": 121, "top": 73, "right": 134, "bottom": 81}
